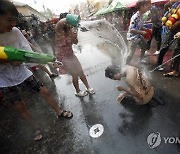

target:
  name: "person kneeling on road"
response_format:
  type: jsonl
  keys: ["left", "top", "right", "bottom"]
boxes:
{"left": 105, "top": 65, "right": 165, "bottom": 106}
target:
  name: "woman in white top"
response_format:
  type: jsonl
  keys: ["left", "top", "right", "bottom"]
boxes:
{"left": 0, "top": 0, "right": 73, "bottom": 141}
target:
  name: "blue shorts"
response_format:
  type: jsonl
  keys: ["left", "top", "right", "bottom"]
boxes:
{"left": 0, "top": 75, "right": 43, "bottom": 104}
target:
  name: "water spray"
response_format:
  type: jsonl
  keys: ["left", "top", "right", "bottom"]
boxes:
{"left": 149, "top": 52, "right": 180, "bottom": 73}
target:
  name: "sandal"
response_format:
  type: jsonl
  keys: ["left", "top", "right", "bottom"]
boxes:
{"left": 58, "top": 110, "right": 73, "bottom": 119}
{"left": 75, "top": 90, "right": 88, "bottom": 97}
{"left": 86, "top": 88, "right": 96, "bottom": 95}
{"left": 163, "top": 72, "right": 179, "bottom": 77}
{"left": 33, "top": 128, "right": 43, "bottom": 141}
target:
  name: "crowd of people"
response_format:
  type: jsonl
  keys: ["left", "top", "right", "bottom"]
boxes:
{"left": 126, "top": 0, "right": 180, "bottom": 78}
{"left": 0, "top": 0, "right": 179, "bottom": 142}
{"left": 0, "top": 0, "right": 95, "bottom": 141}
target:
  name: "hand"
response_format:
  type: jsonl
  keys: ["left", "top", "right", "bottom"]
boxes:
{"left": 174, "top": 32, "right": 180, "bottom": 39}
{"left": 116, "top": 86, "right": 124, "bottom": 91}
{"left": 140, "top": 30, "right": 147, "bottom": 36}
{"left": 52, "top": 61, "right": 63, "bottom": 68}
{"left": 135, "top": 93, "right": 143, "bottom": 101}
{"left": 10, "top": 61, "right": 22, "bottom": 66}
{"left": 116, "top": 93, "right": 126, "bottom": 103}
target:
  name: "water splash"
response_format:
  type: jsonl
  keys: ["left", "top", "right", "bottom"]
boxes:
{"left": 78, "top": 19, "right": 128, "bottom": 74}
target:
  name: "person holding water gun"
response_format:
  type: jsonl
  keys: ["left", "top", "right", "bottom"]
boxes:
{"left": 0, "top": 0, "right": 73, "bottom": 141}
{"left": 156, "top": 0, "right": 180, "bottom": 72}
{"left": 163, "top": 30, "right": 180, "bottom": 77}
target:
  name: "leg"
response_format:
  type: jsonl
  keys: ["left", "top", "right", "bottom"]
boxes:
{"left": 0, "top": 84, "right": 42, "bottom": 140}
{"left": 79, "top": 72, "right": 90, "bottom": 89}
{"left": 157, "top": 32, "right": 174, "bottom": 65}
{"left": 164, "top": 39, "right": 180, "bottom": 77}
{"left": 39, "top": 86, "right": 62, "bottom": 115}
{"left": 126, "top": 40, "right": 137, "bottom": 64}
{"left": 79, "top": 72, "right": 95, "bottom": 94}
{"left": 13, "top": 101, "right": 42, "bottom": 141}
{"left": 13, "top": 101, "right": 39, "bottom": 129}
{"left": 157, "top": 47, "right": 169, "bottom": 65}
{"left": 39, "top": 86, "right": 73, "bottom": 118}
{"left": 171, "top": 39, "right": 180, "bottom": 72}
{"left": 146, "top": 38, "right": 152, "bottom": 51}
{"left": 138, "top": 39, "right": 147, "bottom": 60}
{"left": 71, "top": 74, "right": 88, "bottom": 97}
{"left": 154, "top": 26, "right": 162, "bottom": 51}
{"left": 72, "top": 74, "right": 81, "bottom": 93}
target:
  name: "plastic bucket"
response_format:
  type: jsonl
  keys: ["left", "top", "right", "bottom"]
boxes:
{"left": 144, "top": 29, "right": 152, "bottom": 40}
{"left": 66, "top": 14, "right": 80, "bottom": 27}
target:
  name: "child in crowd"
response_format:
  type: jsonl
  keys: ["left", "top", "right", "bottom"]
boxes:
{"left": 0, "top": 0, "right": 72, "bottom": 141}
{"left": 55, "top": 18, "right": 95, "bottom": 97}
{"left": 105, "top": 65, "right": 164, "bottom": 106}
{"left": 126, "top": 0, "right": 151, "bottom": 64}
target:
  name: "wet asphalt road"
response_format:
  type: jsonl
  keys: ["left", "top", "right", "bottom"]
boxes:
{"left": 0, "top": 20, "right": 180, "bottom": 154}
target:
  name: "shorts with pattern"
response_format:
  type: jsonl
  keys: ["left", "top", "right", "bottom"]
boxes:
{"left": 0, "top": 75, "right": 43, "bottom": 104}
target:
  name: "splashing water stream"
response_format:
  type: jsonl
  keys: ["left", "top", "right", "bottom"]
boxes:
{"left": 77, "top": 19, "right": 128, "bottom": 75}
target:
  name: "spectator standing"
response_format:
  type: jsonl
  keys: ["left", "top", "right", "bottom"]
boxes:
{"left": 0, "top": 0, "right": 73, "bottom": 141}
{"left": 156, "top": 0, "right": 180, "bottom": 71}
{"left": 126, "top": 0, "right": 151, "bottom": 64}
{"left": 55, "top": 18, "right": 95, "bottom": 97}
{"left": 146, "top": 4, "right": 162, "bottom": 55}
{"left": 163, "top": 32, "right": 180, "bottom": 77}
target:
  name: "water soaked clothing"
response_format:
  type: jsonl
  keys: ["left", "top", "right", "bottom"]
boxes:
{"left": 55, "top": 36, "right": 83, "bottom": 75}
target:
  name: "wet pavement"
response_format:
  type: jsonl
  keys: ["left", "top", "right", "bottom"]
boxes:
{"left": 0, "top": 20, "right": 180, "bottom": 154}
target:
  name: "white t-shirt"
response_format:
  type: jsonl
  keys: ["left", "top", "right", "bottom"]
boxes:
{"left": 0, "top": 27, "right": 33, "bottom": 87}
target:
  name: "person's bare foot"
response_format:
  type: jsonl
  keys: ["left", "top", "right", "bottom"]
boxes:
{"left": 33, "top": 128, "right": 43, "bottom": 141}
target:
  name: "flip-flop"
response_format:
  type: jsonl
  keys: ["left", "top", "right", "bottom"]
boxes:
{"left": 33, "top": 128, "right": 43, "bottom": 141}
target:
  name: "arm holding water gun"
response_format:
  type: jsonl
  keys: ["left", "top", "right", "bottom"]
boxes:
{"left": 0, "top": 46, "right": 56, "bottom": 64}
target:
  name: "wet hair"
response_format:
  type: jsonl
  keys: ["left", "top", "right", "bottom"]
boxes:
{"left": 105, "top": 65, "right": 121, "bottom": 79}
{"left": 0, "top": 0, "right": 19, "bottom": 17}
{"left": 56, "top": 18, "right": 71, "bottom": 34}
{"left": 136, "top": 0, "right": 151, "bottom": 10}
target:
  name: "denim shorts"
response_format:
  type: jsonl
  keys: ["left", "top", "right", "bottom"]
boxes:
{"left": 0, "top": 75, "right": 43, "bottom": 104}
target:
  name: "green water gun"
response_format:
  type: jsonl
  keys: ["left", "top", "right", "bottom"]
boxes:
{"left": 0, "top": 46, "right": 56, "bottom": 64}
